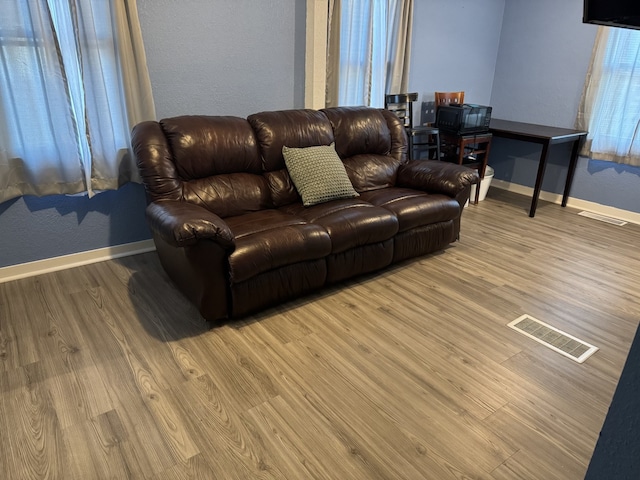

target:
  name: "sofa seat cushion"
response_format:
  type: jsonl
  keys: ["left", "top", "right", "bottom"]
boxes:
{"left": 226, "top": 210, "right": 331, "bottom": 283}
{"left": 358, "top": 188, "right": 460, "bottom": 232}
{"left": 281, "top": 199, "right": 398, "bottom": 253}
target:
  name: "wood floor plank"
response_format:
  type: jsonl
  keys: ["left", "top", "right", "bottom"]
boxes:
{"left": 196, "top": 330, "right": 282, "bottom": 412}
{"left": 1, "top": 189, "right": 639, "bottom": 479}
{"left": 0, "top": 289, "right": 15, "bottom": 372}
{"left": 0, "top": 363, "right": 70, "bottom": 479}
{"left": 236, "top": 324, "right": 511, "bottom": 478}
{"left": 0, "top": 369, "right": 18, "bottom": 479}
{"left": 292, "top": 333, "right": 515, "bottom": 473}
{"left": 487, "top": 406, "right": 587, "bottom": 480}
{"left": 246, "top": 394, "right": 391, "bottom": 480}
{"left": 62, "top": 410, "right": 137, "bottom": 479}
{"left": 152, "top": 453, "right": 220, "bottom": 480}
{"left": 0, "top": 279, "right": 41, "bottom": 368}
{"left": 80, "top": 286, "right": 200, "bottom": 463}
{"left": 319, "top": 299, "right": 513, "bottom": 419}
{"left": 231, "top": 325, "right": 445, "bottom": 479}
{"left": 257, "top": 349, "right": 434, "bottom": 479}
{"left": 169, "top": 373, "right": 291, "bottom": 480}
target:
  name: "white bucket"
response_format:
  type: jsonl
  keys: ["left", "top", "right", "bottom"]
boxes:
{"left": 470, "top": 165, "right": 494, "bottom": 202}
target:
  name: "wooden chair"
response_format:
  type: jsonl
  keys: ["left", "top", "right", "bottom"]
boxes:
{"left": 384, "top": 93, "right": 440, "bottom": 160}
{"left": 439, "top": 131, "right": 492, "bottom": 204}
{"left": 435, "top": 91, "right": 470, "bottom": 168}
{"left": 435, "top": 91, "right": 465, "bottom": 107}
{"left": 433, "top": 92, "right": 491, "bottom": 204}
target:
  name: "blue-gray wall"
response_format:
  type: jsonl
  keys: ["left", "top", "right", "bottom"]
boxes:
{"left": 489, "top": 0, "right": 640, "bottom": 213}
{"left": 1, "top": 0, "right": 638, "bottom": 269}
{"left": 0, "top": 183, "right": 150, "bottom": 266}
{"left": 409, "top": 0, "right": 505, "bottom": 106}
{"left": 137, "top": 0, "right": 306, "bottom": 119}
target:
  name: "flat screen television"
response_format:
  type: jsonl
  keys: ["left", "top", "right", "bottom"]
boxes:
{"left": 583, "top": 0, "right": 640, "bottom": 30}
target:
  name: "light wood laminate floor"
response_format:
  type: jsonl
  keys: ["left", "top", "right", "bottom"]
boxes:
{"left": 1, "top": 190, "right": 639, "bottom": 479}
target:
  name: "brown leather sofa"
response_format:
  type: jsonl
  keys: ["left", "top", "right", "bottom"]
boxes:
{"left": 131, "top": 106, "right": 478, "bottom": 322}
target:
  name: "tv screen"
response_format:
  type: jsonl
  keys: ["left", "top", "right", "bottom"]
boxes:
{"left": 584, "top": 0, "right": 640, "bottom": 30}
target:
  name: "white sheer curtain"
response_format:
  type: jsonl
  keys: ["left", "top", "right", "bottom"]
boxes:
{"left": 576, "top": 27, "right": 640, "bottom": 167}
{"left": 326, "top": 0, "right": 413, "bottom": 108}
{"left": 0, "top": 0, "right": 156, "bottom": 204}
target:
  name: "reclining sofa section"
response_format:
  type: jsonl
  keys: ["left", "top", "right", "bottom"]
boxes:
{"left": 132, "top": 106, "right": 479, "bottom": 322}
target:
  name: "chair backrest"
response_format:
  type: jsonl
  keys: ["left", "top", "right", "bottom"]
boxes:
{"left": 421, "top": 101, "right": 437, "bottom": 126}
{"left": 435, "top": 91, "right": 465, "bottom": 107}
{"left": 384, "top": 92, "right": 419, "bottom": 129}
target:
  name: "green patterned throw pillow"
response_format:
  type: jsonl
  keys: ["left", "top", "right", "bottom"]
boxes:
{"left": 282, "top": 143, "right": 359, "bottom": 207}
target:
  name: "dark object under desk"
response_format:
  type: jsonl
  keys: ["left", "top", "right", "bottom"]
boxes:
{"left": 489, "top": 119, "right": 587, "bottom": 217}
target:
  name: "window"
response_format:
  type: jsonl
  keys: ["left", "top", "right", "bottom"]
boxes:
{"left": 337, "top": 1, "right": 388, "bottom": 106}
{"left": 0, "top": 0, "right": 155, "bottom": 204}
{"left": 576, "top": 27, "right": 640, "bottom": 167}
{"left": 326, "top": 0, "right": 413, "bottom": 108}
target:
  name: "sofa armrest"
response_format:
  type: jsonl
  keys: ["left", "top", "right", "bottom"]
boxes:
{"left": 146, "top": 200, "right": 235, "bottom": 250}
{"left": 397, "top": 160, "right": 479, "bottom": 198}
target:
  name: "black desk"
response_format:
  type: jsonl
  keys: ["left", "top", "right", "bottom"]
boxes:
{"left": 489, "top": 119, "right": 587, "bottom": 217}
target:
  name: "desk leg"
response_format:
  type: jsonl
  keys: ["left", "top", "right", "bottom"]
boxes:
{"left": 562, "top": 138, "right": 582, "bottom": 207}
{"left": 530, "top": 141, "right": 550, "bottom": 217}
{"left": 475, "top": 139, "right": 491, "bottom": 204}
{"left": 407, "top": 132, "right": 414, "bottom": 161}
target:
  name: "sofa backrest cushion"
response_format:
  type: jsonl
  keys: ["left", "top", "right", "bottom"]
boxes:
{"left": 248, "top": 109, "right": 336, "bottom": 206}
{"left": 160, "top": 116, "right": 261, "bottom": 178}
{"left": 322, "top": 107, "right": 407, "bottom": 192}
{"left": 248, "top": 109, "right": 336, "bottom": 171}
{"left": 158, "top": 115, "right": 271, "bottom": 218}
{"left": 134, "top": 108, "right": 409, "bottom": 212}
{"left": 183, "top": 173, "right": 272, "bottom": 219}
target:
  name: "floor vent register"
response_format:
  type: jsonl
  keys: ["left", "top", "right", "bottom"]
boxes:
{"left": 508, "top": 314, "right": 599, "bottom": 363}
{"left": 578, "top": 211, "right": 627, "bottom": 226}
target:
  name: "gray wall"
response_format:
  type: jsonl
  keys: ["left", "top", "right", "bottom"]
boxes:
{"left": 409, "top": 0, "right": 505, "bottom": 107}
{"left": 489, "top": 0, "right": 640, "bottom": 213}
{"left": 137, "top": 0, "right": 306, "bottom": 119}
{"left": 0, "top": 184, "right": 150, "bottom": 267}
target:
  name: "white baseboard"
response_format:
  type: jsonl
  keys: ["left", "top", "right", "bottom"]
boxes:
{"left": 491, "top": 179, "right": 640, "bottom": 226}
{"left": 0, "top": 239, "right": 156, "bottom": 284}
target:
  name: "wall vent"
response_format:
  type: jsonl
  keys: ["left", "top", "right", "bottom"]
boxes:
{"left": 578, "top": 211, "right": 627, "bottom": 226}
